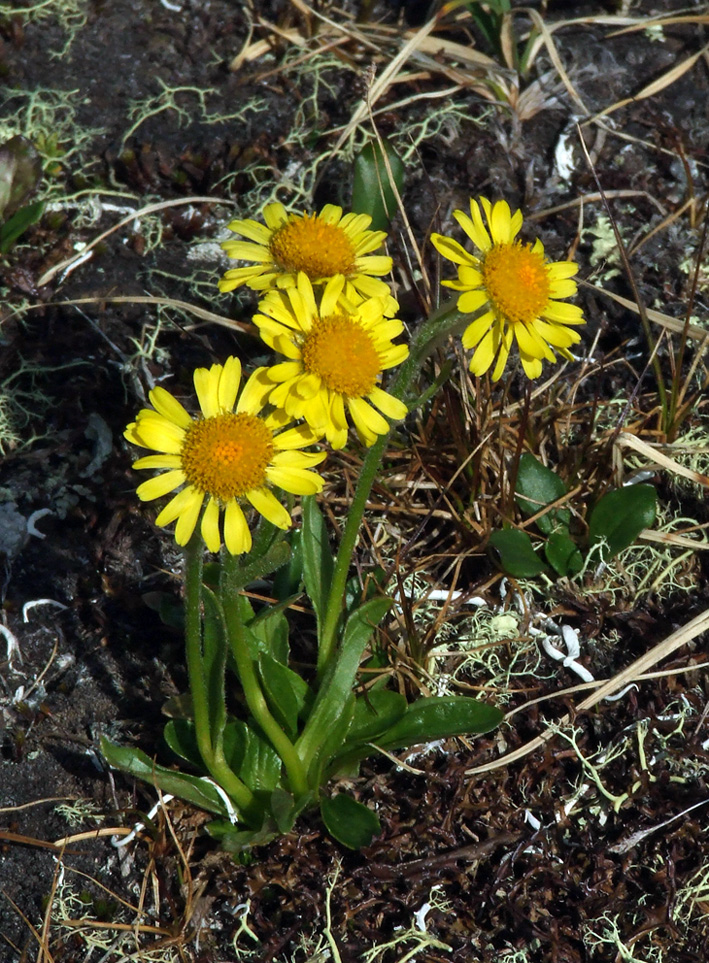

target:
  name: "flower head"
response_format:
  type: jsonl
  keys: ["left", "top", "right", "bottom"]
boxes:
{"left": 219, "top": 202, "right": 392, "bottom": 301}
{"left": 431, "top": 197, "right": 585, "bottom": 380}
{"left": 125, "top": 358, "right": 325, "bottom": 554}
{"left": 253, "top": 273, "right": 409, "bottom": 449}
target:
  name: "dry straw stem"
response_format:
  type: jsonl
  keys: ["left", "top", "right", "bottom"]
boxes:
{"left": 614, "top": 431, "right": 709, "bottom": 488}
{"left": 8, "top": 295, "right": 255, "bottom": 336}
{"left": 580, "top": 280, "right": 709, "bottom": 344}
{"left": 467, "top": 606, "right": 709, "bottom": 776}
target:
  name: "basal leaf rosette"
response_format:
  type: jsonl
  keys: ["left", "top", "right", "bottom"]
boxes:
{"left": 253, "top": 272, "right": 409, "bottom": 450}
{"left": 125, "top": 358, "right": 325, "bottom": 554}
{"left": 431, "top": 197, "right": 585, "bottom": 380}
{"left": 218, "top": 202, "right": 392, "bottom": 300}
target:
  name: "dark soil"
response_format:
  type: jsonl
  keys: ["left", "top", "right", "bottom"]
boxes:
{"left": 1, "top": 0, "right": 709, "bottom": 961}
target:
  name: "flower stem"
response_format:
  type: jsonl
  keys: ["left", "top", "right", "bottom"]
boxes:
{"left": 221, "top": 554, "right": 309, "bottom": 798}
{"left": 183, "top": 536, "right": 258, "bottom": 819}
{"left": 316, "top": 297, "right": 465, "bottom": 677}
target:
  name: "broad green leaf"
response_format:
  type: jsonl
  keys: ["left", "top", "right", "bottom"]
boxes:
{"left": 224, "top": 720, "right": 282, "bottom": 793}
{"left": 258, "top": 652, "right": 312, "bottom": 738}
{"left": 163, "top": 719, "right": 204, "bottom": 770}
{"left": 488, "top": 529, "right": 548, "bottom": 577}
{"left": 301, "top": 495, "right": 334, "bottom": 637}
{"left": 515, "top": 454, "right": 570, "bottom": 535}
{"left": 588, "top": 484, "right": 657, "bottom": 560}
{"left": 352, "top": 138, "right": 404, "bottom": 232}
{"left": 375, "top": 695, "right": 503, "bottom": 750}
{"left": 100, "top": 737, "right": 229, "bottom": 817}
{"left": 0, "top": 200, "right": 44, "bottom": 253}
{"left": 344, "top": 690, "right": 407, "bottom": 745}
{"left": 545, "top": 531, "right": 584, "bottom": 578}
{"left": 249, "top": 605, "right": 291, "bottom": 664}
{"left": 320, "top": 794, "right": 381, "bottom": 849}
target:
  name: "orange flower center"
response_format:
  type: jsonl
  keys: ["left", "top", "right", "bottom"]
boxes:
{"left": 482, "top": 242, "right": 551, "bottom": 324}
{"left": 180, "top": 413, "right": 274, "bottom": 500}
{"left": 301, "top": 313, "right": 380, "bottom": 397}
{"left": 269, "top": 214, "right": 356, "bottom": 279}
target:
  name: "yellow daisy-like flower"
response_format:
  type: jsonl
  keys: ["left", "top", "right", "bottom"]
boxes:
{"left": 253, "top": 272, "right": 409, "bottom": 450}
{"left": 125, "top": 358, "right": 325, "bottom": 555}
{"left": 218, "top": 202, "right": 393, "bottom": 301}
{"left": 431, "top": 197, "right": 585, "bottom": 380}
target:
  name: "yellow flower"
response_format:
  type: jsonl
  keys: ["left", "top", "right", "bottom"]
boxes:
{"left": 125, "top": 358, "right": 325, "bottom": 555}
{"left": 253, "top": 273, "right": 409, "bottom": 450}
{"left": 431, "top": 197, "right": 585, "bottom": 380}
{"left": 218, "top": 202, "right": 392, "bottom": 300}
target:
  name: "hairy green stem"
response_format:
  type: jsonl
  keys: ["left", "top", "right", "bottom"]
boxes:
{"left": 316, "top": 297, "right": 465, "bottom": 677}
{"left": 183, "top": 536, "right": 257, "bottom": 818}
{"left": 222, "top": 554, "right": 309, "bottom": 798}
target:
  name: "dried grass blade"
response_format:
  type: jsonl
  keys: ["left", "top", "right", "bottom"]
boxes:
{"left": 467, "top": 606, "right": 709, "bottom": 775}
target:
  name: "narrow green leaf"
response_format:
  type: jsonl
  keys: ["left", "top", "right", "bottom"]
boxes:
{"left": 515, "top": 454, "right": 570, "bottom": 535}
{"left": 301, "top": 495, "right": 334, "bottom": 636}
{"left": 488, "top": 529, "right": 548, "bottom": 577}
{"left": 0, "top": 200, "right": 44, "bottom": 253}
{"left": 588, "top": 484, "right": 657, "bottom": 559}
{"left": 352, "top": 138, "right": 404, "bottom": 232}
{"left": 320, "top": 794, "right": 381, "bottom": 849}
{"left": 376, "top": 696, "right": 503, "bottom": 750}
{"left": 100, "top": 737, "right": 229, "bottom": 817}
{"left": 341, "top": 596, "right": 392, "bottom": 652}
{"left": 545, "top": 531, "right": 584, "bottom": 578}
{"left": 272, "top": 527, "right": 304, "bottom": 600}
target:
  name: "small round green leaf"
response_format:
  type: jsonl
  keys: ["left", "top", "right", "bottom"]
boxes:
{"left": 320, "top": 793, "right": 381, "bottom": 849}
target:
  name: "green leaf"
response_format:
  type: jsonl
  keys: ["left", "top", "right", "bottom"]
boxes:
{"left": 223, "top": 719, "right": 282, "bottom": 793}
{"left": 0, "top": 200, "right": 44, "bottom": 253}
{"left": 258, "top": 652, "right": 312, "bottom": 739}
{"left": 301, "top": 495, "right": 334, "bottom": 638}
{"left": 344, "top": 689, "right": 407, "bottom": 745}
{"left": 320, "top": 794, "right": 381, "bottom": 849}
{"left": 249, "top": 605, "right": 291, "bottom": 664}
{"left": 221, "top": 536, "right": 291, "bottom": 596}
{"left": 352, "top": 138, "right": 404, "bottom": 232}
{"left": 308, "top": 694, "right": 355, "bottom": 787}
{"left": 272, "top": 527, "right": 304, "bottom": 600}
{"left": 515, "top": 454, "right": 570, "bottom": 535}
{"left": 163, "top": 719, "right": 204, "bottom": 770}
{"left": 341, "top": 596, "right": 392, "bottom": 652}
{"left": 488, "top": 529, "right": 548, "bottom": 577}
{"left": 588, "top": 484, "right": 657, "bottom": 560}
{"left": 100, "top": 737, "right": 230, "bottom": 817}
{"left": 375, "top": 695, "right": 503, "bottom": 750}
{"left": 545, "top": 531, "right": 584, "bottom": 578}
{"left": 142, "top": 591, "right": 183, "bottom": 631}
{"left": 201, "top": 587, "right": 227, "bottom": 747}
